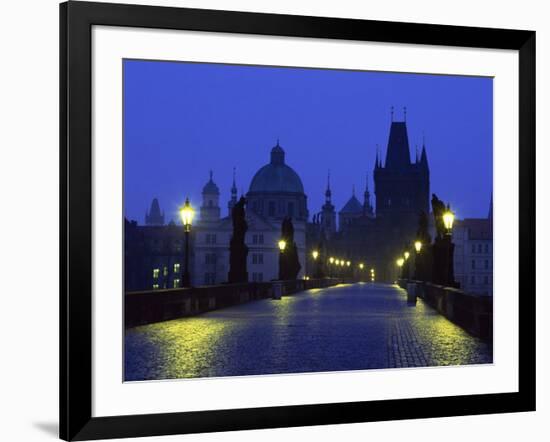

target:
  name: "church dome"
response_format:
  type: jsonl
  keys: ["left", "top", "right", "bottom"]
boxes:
{"left": 249, "top": 142, "right": 305, "bottom": 194}
{"left": 202, "top": 171, "right": 220, "bottom": 195}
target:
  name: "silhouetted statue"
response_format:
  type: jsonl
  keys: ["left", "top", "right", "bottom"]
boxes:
{"left": 416, "top": 210, "right": 432, "bottom": 245}
{"left": 278, "top": 217, "right": 301, "bottom": 280}
{"left": 431, "top": 193, "right": 446, "bottom": 240}
{"left": 228, "top": 197, "right": 248, "bottom": 283}
{"left": 430, "top": 194, "right": 457, "bottom": 287}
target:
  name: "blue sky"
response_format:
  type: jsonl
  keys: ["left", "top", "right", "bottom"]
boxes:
{"left": 124, "top": 60, "right": 493, "bottom": 223}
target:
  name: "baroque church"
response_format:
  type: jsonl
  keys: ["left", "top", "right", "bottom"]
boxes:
{"left": 193, "top": 141, "right": 307, "bottom": 285}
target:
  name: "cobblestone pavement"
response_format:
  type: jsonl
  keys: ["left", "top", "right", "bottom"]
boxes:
{"left": 125, "top": 283, "right": 493, "bottom": 381}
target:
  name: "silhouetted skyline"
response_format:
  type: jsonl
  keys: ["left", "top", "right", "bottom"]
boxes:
{"left": 124, "top": 60, "right": 493, "bottom": 224}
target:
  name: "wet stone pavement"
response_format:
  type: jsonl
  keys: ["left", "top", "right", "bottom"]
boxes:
{"left": 125, "top": 283, "right": 493, "bottom": 381}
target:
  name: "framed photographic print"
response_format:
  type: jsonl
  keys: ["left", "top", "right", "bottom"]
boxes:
{"left": 60, "top": 1, "right": 536, "bottom": 440}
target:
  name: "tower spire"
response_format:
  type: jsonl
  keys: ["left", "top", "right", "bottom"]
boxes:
{"left": 390, "top": 106, "right": 394, "bottom": 122}
{"left": 325, "top": 170, "right": 332, "bottom": 203}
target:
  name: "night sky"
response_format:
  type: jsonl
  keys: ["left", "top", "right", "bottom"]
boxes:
{"left": 124, "top": 59, "right": 493, "bottom": 224}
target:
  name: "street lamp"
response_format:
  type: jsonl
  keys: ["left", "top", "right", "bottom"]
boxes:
{"left": 404, "top": 251, "right": 410, "bottom": 260}
{"left": 443, "top": 209, "right": 455, "bottom": 235}
{"left": 396, "top": 258, "right": 404, "bottom": 267}
{"left": 359, "top": 263, "right": 364, "bottom": 270}
{"left": 414, "top": 240, "right": 422, "bottom": 253}
{"left": 278, "top": 239, "right": 287, "bottom": 252}
{"left": 329, "top": 257, "right": 335, "bottom": 264}
{"left": 346, "top": 261, "right": 351, "bottom": 267}
{"left": 179, "top": 197, "right": 195, "bottom": 287}
{"left": 312, "top": 250, "right": 319, "bottom": 260}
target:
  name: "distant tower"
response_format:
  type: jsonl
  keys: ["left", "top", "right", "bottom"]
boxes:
{"left": 339, "top": 185, "right": 363, "bottom": 230}
{"left": 228, "top": 167, "right": 238, "bottom": 215}
{"left": 363, "top": 173, "right": 374, "bottom": 217}
{"left": 145, "top": 198, "right": 165, "bottom": 226}
{"left": 374, "top": 114, "right": 430, "bottom": 218}
{"left": 320, "top": 171, "right": 336, "bottom": 238}
{"left": 200, "top": 170, "right": 221, "bottom": 222}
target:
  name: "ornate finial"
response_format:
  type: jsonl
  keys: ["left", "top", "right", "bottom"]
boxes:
{"left": 232, "top": 166, "right": 236, "bottom": 182}
{"left": 327, "top": 170, "right": 331, "bottom": 190}
{"left": 404, "top": 106, "right": 407, "bottom": 121}
{"left": 352, "top": 184, "right": 356, "bottom": 196}
{"left": 390, "top": 106, "right": 394, "bottom": 122}
{"left": 209, "top": 170, "right": 213, "bottom": 181}
{"left": 276, "top": 137, "right": 280, "bottom": 147}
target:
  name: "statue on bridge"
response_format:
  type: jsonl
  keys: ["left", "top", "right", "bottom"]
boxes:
{"left": 279, "top": 217, "right": 301, "bottom": 280}
{"left": 431, "top": 193, "right": 447, "bottom": 240}
{"left": 228, "top": 196, "right": 249, "bottom": 284}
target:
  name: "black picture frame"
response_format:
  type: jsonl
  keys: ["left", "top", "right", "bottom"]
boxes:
{"left": 60, "top": 1, "right": 536, "bottom": 440}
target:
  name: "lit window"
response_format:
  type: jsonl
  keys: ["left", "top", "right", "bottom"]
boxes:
{"left": 152, "top": 283, "right": 159, "bottom": 290}
{"left": 153, "top": 268, "right": 160, "bottom": 279}
{"left": 173, "top": 263, "right": 180, "bottom": 273}
{"left": 173, "top": 278, "right": 180, "bottom": 288}
{"left": 163, "top": 266, "right": 168, "bottom": 277}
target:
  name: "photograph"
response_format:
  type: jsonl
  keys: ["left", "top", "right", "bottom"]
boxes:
{"left": 123, "top": 60, "right": 494, "bottom": 381}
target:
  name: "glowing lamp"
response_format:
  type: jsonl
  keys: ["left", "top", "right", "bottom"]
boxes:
{"left": 179, "top": 198, "right": 195, "bottom": 232}
{"left": 443, "top": 210, "right": 455, "bottom": 232}
{"left": 414, "top": 241, "right": 422, "bottom": 253}
{"left": 396, "top": 258, "right": 404, "bottom": 267}
{"left": 278, "top": 239, "right": 287, "bottom": 252}
{"left": 312, "top": 250, "right": 319, "bottom": 260}
{"left": 404, "top": 251, "right": 410, "bottom": 260}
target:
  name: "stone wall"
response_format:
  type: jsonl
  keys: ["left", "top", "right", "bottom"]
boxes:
{"left": 126, "top": 278, "right": 341, "bottom": 328}
{"left": 398, "top": 280, "right": 493, "bottom": 340}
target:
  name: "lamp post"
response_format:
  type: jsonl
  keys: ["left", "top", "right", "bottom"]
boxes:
{"left": 414, "top": 240, "right": 422, "bottom": 281}
{"left": 312, "top": 250, "right": 321, "bottom": 279}
{"left": 179, "top": 197, "right": 195, "bottom": 287}
{"left": 442, "top": 208, "right": 456, "bottom": 286}
{"left": 396, "top": 257, "right": 404, "bottom": 280}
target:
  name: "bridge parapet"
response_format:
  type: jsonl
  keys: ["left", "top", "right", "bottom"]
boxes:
{"left": 398, "top": 279, "right": 493, "bottom": 340}
{"left": 126, "top": 278, "right": 341, "bottom": 328}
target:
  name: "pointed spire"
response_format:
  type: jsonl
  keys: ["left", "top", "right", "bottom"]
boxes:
{"left": 325, "top": 170, "right": 332, "bottom": 203}
{"left": 384, "top": 119, "right": 411, "bottom": 170}
{"left": 365, "top": 172, "right": 369, "bottom": 192}
{"left": 230, "top": 167, "right": 237, "bottom": 195}
{"left": 374, "top": 145, "right": 380, "bottom": 170}
{"left": 352, "top": 184, "right": 356, "bottom": 197}
{"left": 390, "top": 106, "right": 394, "bottom": 122}
{"left": 420, "top": 134, "right": 429, "bottom": 171}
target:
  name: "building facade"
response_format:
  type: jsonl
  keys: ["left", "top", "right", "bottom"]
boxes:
{"left": 452, "top": 211, "right": 493, "bottom": 295}
{"left": 193, "top": 141, "right": 307, "bottom": 285}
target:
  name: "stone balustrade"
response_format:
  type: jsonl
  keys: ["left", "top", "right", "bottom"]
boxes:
{"left": 125, "top": 278, "right": 341, "bottom": 328}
